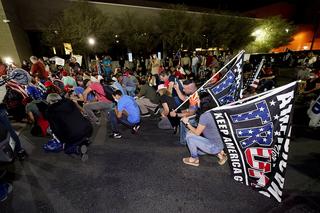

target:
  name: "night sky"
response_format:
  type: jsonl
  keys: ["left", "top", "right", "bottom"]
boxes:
{"left": 93, "top": 0, "right": 320, "bottom": 23}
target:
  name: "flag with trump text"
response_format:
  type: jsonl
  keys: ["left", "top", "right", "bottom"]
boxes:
{"left": 207, "top": 52, "right": 244, "bottom": 106}
{"left": 209, "top": 81, "right": 298, "bottom": 202}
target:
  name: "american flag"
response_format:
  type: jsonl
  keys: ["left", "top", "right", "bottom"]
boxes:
{"left": 210, "top": 81, "right": 298, "bottom": 202}
{"left": 243, "top": 59, "right": 265, "bottom": 91}
{"left": 207, "top": 52, "right": 244, "bottom": 106}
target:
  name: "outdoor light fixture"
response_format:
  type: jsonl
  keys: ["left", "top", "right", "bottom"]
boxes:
{"left": 2, "top": 19, "right": 10, "bottom": 23}
{"left": 285, "top": 28, "right": 289, "bottom": 33}
{"left": 3, "top": 57, "right": 13, "bottom": 65}
{"left": 252, "top": 29, "right": 267, "bottom": 41}
{"left": 115, "top": 34, "right": 119, "bottom": 38}
{"left": 116, "top": 40, "right": 119, "bottom": 43}
{"left": 88, "top": 37, "right": 95, "bottom": 45}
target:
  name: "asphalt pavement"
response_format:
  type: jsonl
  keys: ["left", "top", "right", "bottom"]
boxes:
{"left": 0, "top": 116, "right": 319, "bottom": 213}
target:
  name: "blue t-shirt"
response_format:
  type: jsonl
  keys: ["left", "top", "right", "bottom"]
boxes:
{"left": 199, "top": 111, "right": 224, "bottom": 150}
{"left": 102, "top": 59, "right": 112, "bottom": 74}
{"left": 117, "top": 95, "right": 140, "bottom": 124}
{"left": 26, "top": 85, "right": 44, "bottom": 100}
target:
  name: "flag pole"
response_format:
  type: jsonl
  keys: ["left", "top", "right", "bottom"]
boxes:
{"left": 241, "top": 58, "right": 265, "bottom": 96}
{"left": 174, "top": 50, "right": 245, "bottom": 111}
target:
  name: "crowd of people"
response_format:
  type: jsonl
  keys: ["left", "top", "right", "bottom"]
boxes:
{"left": 0, "top": 49, "right": 319, "bottom": 201}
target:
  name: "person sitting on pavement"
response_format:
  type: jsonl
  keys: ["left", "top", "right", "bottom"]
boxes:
{"left": 83, "top": 80, "right": 113, "bottom": 125}
{"left": 111, "top": 76, "right": 126, "bottom": 95}
{"left": 109, "top": 90, "right": 141, "bottom": 139}
{"left": 157, "top": 84, "right": 180, "bottom": 133}
{"left": 181, "top": 111, "right": 228, "bottom": 167}
{"left": 61, "top": 70, "right": 77, "bottom": 88}
{"left": 29, "top": 56, "right": 48, "bottom": 83}
{"left": 122, "top": 71, "right": 138, "bottom": 97}
{"left": 170, "top": 80, "right": 200, "bottom": 145}
{"left": 135, "top": 78, "right": 159, "bottom": 117}
{"left": 159, "top": 71, "right": 184, "bottom": 106}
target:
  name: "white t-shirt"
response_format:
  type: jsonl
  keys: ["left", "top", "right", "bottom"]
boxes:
{"left": 192, "top": 56, "right": 199, "bottom": 66}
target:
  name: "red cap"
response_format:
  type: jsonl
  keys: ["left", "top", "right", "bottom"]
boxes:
{"left": 44, "top": 81, "right": 53, "bottom": 87}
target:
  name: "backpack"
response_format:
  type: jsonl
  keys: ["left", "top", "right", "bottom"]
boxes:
{"left": 100, "top": 83, "right": 115, "bottom": 102}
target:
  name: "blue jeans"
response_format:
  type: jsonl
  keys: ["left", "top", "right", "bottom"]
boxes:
{"left": 173, "top": 96, "right": 182, "bottom": 107}
{"left": 109, "top": 111, "right": 139, "bottom": 133}
{"left": 192, "top": 65, "right": 198, "bottom": 76}
{"left": 179, "top": 117, "right": 197, "bottom": 145}
{"left": 0, "top": 108, "right": 22, "bottom": 151}
{"left": 186, "top": 132, "right": 223, "bottom": 158}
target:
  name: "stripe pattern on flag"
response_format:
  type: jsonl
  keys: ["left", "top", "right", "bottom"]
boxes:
{"left": 209, "top": 81, "right": 298, "bottom": 202}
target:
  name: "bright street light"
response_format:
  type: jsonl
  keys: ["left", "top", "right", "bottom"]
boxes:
{"left": 251, "top": 29, "right": 267, "bottom": 42}
{"left": 285, "top": 28, "right": 289, "bottom": 33}
{"left": 88, "top": 37, "right": 95, "bottom": 46}
{"left": 3, "top": 57, "right": 13, "bottom": 65}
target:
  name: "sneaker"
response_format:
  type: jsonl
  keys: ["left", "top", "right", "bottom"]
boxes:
{"left": 141, "top": 113, "right": 151, "bottom": 118}
{"left": 109, "top": 132, "right": 122, "bottom": 139}
{"left": 17, "top": 149, "right": 27, "bottom": 161}
{"left": 218, "top": 154, "right": 228, "bottom": 165}
{"left": 0, "top": 183, "right": 13, "bottom": 202}
{"left": 131, "top": 124, "right": 140, "bottom": 134}
{"left": 153, "top": 107, "right": 160, "bottom": 115}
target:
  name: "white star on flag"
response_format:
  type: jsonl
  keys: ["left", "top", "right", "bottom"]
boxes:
{"left": 238, "top": 131, "right": 243, "bottom": 135}
{"left": 248, "top": 130, "right": 253, "bottom": 134}
{"left": 229, "top": 76, "right": 233, "bottom": 79}
{"left": 274, "top": 131, "right": 280, "bottom": 136}
{"left": 259, "top": 128, "right": 264, "bottom": 132}
{"left": 249, "top": 112, "right": 253, "bottom": 115}
{"left": 259, "top": 107, "right": 265, "bottom": 112}
{"left": 267, "top": 131, "right": 271, "bottom": 135}
{"left": 263, "top": 138, "right": 267, "bottom": 142}
{"left": 253, "top": 139, "right": 257, "bottom": 143}
{"left": 270, "top": 100, "right": 276, "bottom": 106}
{"left": 238, "top": 114, "right": 242, "bottom": 117}
{"left": 274, "top": 115, "right": 279, "bottom": 120}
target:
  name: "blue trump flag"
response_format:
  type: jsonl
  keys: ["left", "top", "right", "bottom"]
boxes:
{"left": 209, "top": 81, "right": 298, "bottom": 202}
{"left": 207, "top": 52, "right": 244, "bottom": 106}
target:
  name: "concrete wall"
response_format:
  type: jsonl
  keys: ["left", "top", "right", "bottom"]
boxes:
{"left": 0, "top": 0, "right": 21, "bottom": 65}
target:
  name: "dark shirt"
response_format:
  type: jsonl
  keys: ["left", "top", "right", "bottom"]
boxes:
{"left": 305, "top": 78, "right": 320, "bottom": 92}
{"left": 160, "top": 94, "right": 176, "bottom": 110}
{"left": 138, "top": 84, "right": 159, "bottom": 104}
{"left": 69, "top": 62, "right": 81, "bottom": 73}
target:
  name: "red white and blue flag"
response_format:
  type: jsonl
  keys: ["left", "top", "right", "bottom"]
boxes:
{"left": 207, "top": 52, "right": 244, "bottom": 106}
{"left": 209, "top": 81, "right": 298, "bottom": 202}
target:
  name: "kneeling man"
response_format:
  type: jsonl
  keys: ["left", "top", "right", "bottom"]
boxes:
{"left": 181, "top": 111, "right": 228, "bottom": 167}
{"left": 109, "top": 90, "right": 141, "bottom": 139}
